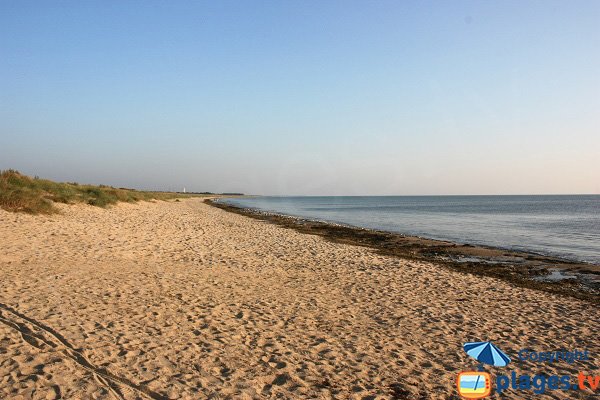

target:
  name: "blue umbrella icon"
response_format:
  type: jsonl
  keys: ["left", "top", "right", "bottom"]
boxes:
{"left": 464, "top": 341, "right": 511, "bottom": 367}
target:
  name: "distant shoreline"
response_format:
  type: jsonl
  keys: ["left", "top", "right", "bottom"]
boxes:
{"left": 207, "top": 198, "right": 599, "bottom": 304}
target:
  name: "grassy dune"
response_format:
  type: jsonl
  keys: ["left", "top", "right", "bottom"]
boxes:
{"left": 0, "top": 169, "right": 202, "bottom": 214}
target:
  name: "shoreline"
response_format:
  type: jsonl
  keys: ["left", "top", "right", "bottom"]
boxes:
{"left": 206, "top": 199, "right": 600, "bottom": 304}
{"left": 2, "top": 198, "right": 598, "bottom": 399}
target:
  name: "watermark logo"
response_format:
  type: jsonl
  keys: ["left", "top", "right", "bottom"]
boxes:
{"left": 456, "top": 341, "right": 510, "bottom": 398}
{"left": 456, "top": 341, "right": 597, "bottom": 398}
{"left": 518, "top": 349, "right": 589, "bottom": 364}
{"left": 457, "top": 371, "right": 492, "bottom": 399}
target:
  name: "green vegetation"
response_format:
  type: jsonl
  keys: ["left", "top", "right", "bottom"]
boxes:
{"left": 0, "top": 169, "right": 203, "bottom": 214}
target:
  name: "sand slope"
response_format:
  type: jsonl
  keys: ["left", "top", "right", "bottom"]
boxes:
{"left": 0, "top": 199, "right": 597, "bottom": 399}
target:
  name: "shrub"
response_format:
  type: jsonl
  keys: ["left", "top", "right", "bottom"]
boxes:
{"left": 0, "top": 170, "right": 202, "bottom": 214}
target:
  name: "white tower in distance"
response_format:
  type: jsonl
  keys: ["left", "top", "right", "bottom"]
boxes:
{"left": 183, "top": 187, "right": 186, "bottom": 193}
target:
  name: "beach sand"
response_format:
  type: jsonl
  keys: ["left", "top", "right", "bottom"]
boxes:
{"left": 0, "top": 198, "right": 597, "bottom": 399}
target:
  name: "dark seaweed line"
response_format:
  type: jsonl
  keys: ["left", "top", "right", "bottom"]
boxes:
{"left": 206, "top": 199, "right": 599, "bottom": 304}
{"left": 0, "top": 302, "right": 168, "bottom": 400}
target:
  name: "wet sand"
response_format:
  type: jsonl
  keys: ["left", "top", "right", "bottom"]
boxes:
{"left": 0, "top": 198, "right": 598, "bottom": 399}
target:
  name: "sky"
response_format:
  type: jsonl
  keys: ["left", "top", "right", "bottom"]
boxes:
{"left": 1, "top": 1, "right": 599, "bottom": 195}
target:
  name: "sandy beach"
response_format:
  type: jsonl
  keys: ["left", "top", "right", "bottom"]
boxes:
{"left": 0, "top": 198, "right": 597, "bottom": 399}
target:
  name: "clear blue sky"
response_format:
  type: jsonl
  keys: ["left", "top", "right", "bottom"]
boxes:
{"left": 1, "top": 1, "right": 598, "bottom": 194}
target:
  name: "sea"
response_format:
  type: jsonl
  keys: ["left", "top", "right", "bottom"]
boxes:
{"left": 220, "top": 195, "right": 600, "bottom": 265}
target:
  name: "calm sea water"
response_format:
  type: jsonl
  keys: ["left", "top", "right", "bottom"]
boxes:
{"left": 221, "top": 195, "right": 600, "bottom": 264}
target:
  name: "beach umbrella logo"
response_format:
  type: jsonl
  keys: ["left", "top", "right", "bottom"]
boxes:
{"left": 457, "top": 342, "right": 510, "bottom": 399}
{"left": 463, "top": 341, "right": 511, "bottom": 368}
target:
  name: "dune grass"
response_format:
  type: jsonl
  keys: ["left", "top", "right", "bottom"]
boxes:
{"left": 0, "top": 169, "right": 202, "bottom": 214}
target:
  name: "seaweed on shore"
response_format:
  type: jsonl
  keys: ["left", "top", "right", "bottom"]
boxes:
{"left": 206, "top": 199, "right": 599, "bottom": 304}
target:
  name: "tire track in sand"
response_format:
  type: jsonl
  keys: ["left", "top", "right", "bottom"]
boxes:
{"left": 0, "top": 302, "right": 168, "bottom": 400}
